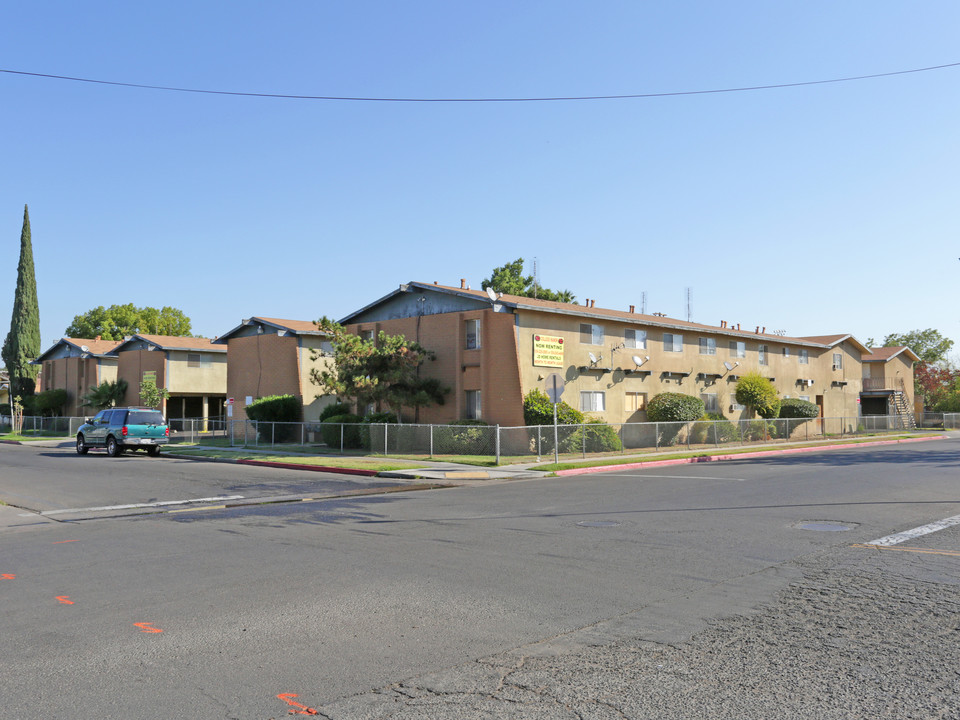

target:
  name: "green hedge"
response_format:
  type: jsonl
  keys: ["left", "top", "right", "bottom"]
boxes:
{"left": 320, "top": 413, "right": 367, "bottom": 449}
{"left": 779, "top": 398, "right": 819, "bottom": 419}
{"left": 246, "top": 394, "right": 303, "bottom": 442}
{"left": 691, "top": 413, "right": 739, "bottom": 444}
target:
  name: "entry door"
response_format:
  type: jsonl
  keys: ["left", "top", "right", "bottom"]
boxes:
{"left": 816, "top": 395, "right": 825, "bottom": 433}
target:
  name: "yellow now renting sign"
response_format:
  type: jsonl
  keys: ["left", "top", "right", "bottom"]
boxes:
{"left": 533, "top": 334, "right": 564, "bottom": 367}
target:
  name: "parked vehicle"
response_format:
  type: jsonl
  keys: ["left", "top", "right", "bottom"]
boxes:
{"left": 76, "top": 407, "right": 169, "bottom": 457}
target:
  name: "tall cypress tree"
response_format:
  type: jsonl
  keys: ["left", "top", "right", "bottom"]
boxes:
{"left": 2, "top": 205, "right": 41, "bottom": 397}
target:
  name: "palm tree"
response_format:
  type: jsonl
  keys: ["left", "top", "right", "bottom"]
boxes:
{"left": 80, "top": 379, "right": 129, "bottom": 410}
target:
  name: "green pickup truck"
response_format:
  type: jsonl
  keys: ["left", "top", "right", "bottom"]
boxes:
{"left": 76, "top": 407, "right": 170, "bottom": 457}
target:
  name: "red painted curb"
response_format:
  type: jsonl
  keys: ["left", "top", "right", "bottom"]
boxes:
{"left": 554, "top": 435, "right": 947, "bottom": 477}
{"left": 236, "top": 458, "right": 379, "bottom": 476}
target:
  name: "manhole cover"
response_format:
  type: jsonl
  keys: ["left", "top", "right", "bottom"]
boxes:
{"left": 577, "top": 520, "right": 621, "bottom": 528}
{"left": 795, "top": 521, "right": 857, "bottom": 532}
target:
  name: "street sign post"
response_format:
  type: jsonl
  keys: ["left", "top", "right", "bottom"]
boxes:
{"left": 544, "top": 373, "right": 564, "bottom": 464}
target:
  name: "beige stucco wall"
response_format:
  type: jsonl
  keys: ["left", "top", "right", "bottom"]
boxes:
{"left": 41, "top": 356, "right": 118, "bottom": 416}
{"left": 297, "top": 336, "right": 337, "bottom": 422}
{"left": 165, "top": 350, "right": 227, "bottom": 394}
{"left": 513, "top": 311, "right": 863, "bottom": 422}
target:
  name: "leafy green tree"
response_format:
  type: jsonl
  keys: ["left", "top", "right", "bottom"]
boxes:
{"left": 80, "top": 379, "right": 129, "bottom": 411}
{"left": 482, "top": 258, "right": 576, "bottom": 303}
{"left": 34, "top": 388, "right": 68, "bottom": 417}
{"left": 881, "top": 329, "right": 953, "bottom": 365}
{"left": 735, "top": 373, "right": 781, "bottom": 419}
{"left": 1, "top": 205, "right": 41, "bottom": 398}
{"left": 139, "top": 377, "right": 170, "bottom": 409}
{"left": 65, "top": 304, "right": 192, "bottom": 341}
{"left": 310, "top": 317, "right": 448, "bottom": 421}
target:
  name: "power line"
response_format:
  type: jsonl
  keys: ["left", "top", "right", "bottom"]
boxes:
{"left": 1, "top": 61, "right": 958, "bottom": 103}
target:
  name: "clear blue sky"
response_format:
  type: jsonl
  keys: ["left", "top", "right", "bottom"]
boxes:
{"left": 2, "top": 2, "right": 958, "bottom": 356}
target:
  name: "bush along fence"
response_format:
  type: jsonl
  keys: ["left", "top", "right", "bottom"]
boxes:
{"left": 158, "top": 413, "right": 951, "bottom": 463}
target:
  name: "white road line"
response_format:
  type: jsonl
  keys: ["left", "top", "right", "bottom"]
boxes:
{"left": 865, "top": 514, "right": 960, "bottom": 547}
{"left": 36, "top": 495, "right": 245, "bottom": 516}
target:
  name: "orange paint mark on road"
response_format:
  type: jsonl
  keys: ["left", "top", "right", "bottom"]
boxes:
{"left": 1, "top": 574, "right": 15, "bottom": 579}
{"left": 53, "top": 539, "right": 80, "bottom": 544}
{"left": 277, "top": 693, "right": 319, "bottom": 715}
{"left": 55, "top": 596, "right": 74, "bottom": 604}
{"left": 134, "top": 622, "right": 163, "bottom": 634}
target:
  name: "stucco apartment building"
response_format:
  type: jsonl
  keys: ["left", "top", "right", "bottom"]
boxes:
{"left": 110, "top": 335, "right": 227, "bottom": 421}
{"left": 33, "top": 337, "right": 121, "bottom": 417}
{"left": 212, "top": 317, "right": 335, "bottom": 423}
{"left": 860, "top": 345, "right": 919, "bottom": 420}
{"left": 341, "top": 281, "right": 874, "bottom": 427}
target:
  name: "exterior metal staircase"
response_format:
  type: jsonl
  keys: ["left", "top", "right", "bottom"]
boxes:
{"left": 892, "top": 378, "right": 917, "bottom": 429}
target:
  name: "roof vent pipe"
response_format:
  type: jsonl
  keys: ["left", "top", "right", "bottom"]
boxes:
{"left": 460, "top": 278, "right": 466, "bottom": 289}
{"left": 629, "top": 305, "right": 635, "bottom": 313}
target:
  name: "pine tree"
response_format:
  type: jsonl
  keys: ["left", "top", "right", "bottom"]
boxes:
{"left": 2, "top": 205, "right": 41, "bottom": 398}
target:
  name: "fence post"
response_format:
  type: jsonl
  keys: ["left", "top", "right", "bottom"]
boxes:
{"left": 301, "top": 422, "right": 305, "bottom": 446}
{"left": 495, "top": 425, "right": 501, "bottom": 465}
{"left": 429, "top": 424, "right": 434, "bottom": 459}
{"left": 340, "top": 423, "right": 344, "bottom": 454}
{"left": 655, "top": 422, "right": 660, "bottom": 451}
{"left": 581, "top": 422, "right": 586, "bottom": 459}
{"left": 384, "top": 423, "right": 389, "bottom": 455}
{"left": 536, "top": 425, "right": 541, "bottom": 462}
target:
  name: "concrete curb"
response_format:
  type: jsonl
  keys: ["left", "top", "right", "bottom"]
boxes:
{"left": 235, "top": 458, "right": 380, "bottom": 476}
{"left": 554, "top": 435, "right": 948, "bottom": 476}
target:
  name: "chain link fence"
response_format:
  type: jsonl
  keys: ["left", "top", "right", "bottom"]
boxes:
{"left": 4, "top": 412, "right": 954, "bottom": 462}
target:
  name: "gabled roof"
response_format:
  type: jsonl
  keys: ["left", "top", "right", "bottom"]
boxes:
{"left": 863, "top": 346, "right": 920, "bottom": 363}
{"left": 212, "top": 316, "right": 327, "bottom": 344}
{"left": 110, "top": 334, "right": 226, "bottom": 355}
{"left": 797, "top": 334, "right": 871, "bottom": 354}
{"left": 33, "top": 337, "right": 123, "bottom": 363}
{"left": 342, "top": 281, "right": 860, "bottom": 349}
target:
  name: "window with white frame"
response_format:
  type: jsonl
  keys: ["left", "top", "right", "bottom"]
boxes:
{"left": 729, "top": 341, "right": 746, "bottom": 358}
{"left": 580, "top": 323, "right": 604, "bottom": 345}
{"left": 465, "top": 319, "right": 480, "bottom": 349}
{"left": 625, "top": 391, "right": 647, "bottom": 413}
{"left": 360, "top": 329, "right": 374, "bottom": 342}
{"left": 663, "top": 333, "right": 683, "bottom": 352}
{"left": 700, "top": 393, "right": 718, "bottom": 413}
{"left": 465, "top": 390, "right": 481, "bottom": 420}
{"left": 580, "top": 391, "right": 606, "bottom": 412}
{"left": 799, "top": 395, "right": 810, "bottom": 402}
{"left": 730, "top": 398, "right": 745, "bottom": 412}
{"left": 699, "top": 337, "right": 717, "bottom": 355}
{"left": 799, "top": 349, "right": 809, "bottom": 364}
{"left": 782, "top": 347, "right": 790, "bottom": 358}
{"left": 833, "top": 353, "right": 843, "bottom": 370}
{"left": 758, "top": 344, "right": 768, "bottom": 365}
{"left": 624, "top": 328, "right": 646, "bottom": 349}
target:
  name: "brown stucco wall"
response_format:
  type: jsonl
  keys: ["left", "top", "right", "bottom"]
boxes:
{"left": 225, "top": 334, "right": 301, "bottom": 422}
{"left": 117, "top": 350, "right": 166, "bottom": 409}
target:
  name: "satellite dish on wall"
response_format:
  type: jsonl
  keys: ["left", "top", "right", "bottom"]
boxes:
{"left": 632, "top": 355, "right": 644, "bottom": 367}
{"left": 486, "top": 287, "right": 498, "bottom": 303}
{"left": 723, "top": 361, "right": 734, "bottom": 371}
{"left": 80, "top": 345, "right": 90, "bottom": 353}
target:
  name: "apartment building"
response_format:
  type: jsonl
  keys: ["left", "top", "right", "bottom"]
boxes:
{"left": 860, "top": 345, "right": 919, "bottom": 421}
{"left": 32, "top": 337, "right": 121, "bottom": 416}
{"left": 110, "top": 334, "right": 227, "bottom": 421}
{"left": 340, "top": 281, "right": 869, "bottom": 426}
{"left": 212, "top": 317, "right": 335, "bottom": 423}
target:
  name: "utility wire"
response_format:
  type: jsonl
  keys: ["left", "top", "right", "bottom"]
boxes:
{"left": 1, "top": 62, "right": 958, "bottom": 103}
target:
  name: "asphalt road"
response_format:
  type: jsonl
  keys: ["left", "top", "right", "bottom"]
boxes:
{"left": 2, "top": 436, "right": 959, "bottom": 718}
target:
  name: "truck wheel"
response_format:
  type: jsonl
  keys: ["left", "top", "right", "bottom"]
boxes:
{"left": 106, "top": 436, "right": 123, "bottom": 457}
{"left": 147, "top": 446, "right": 160, "bottom": 457}
{"left": 76, "top": 434, "right": 89, "bottom": 455}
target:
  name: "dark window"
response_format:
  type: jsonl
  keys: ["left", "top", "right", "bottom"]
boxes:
{"left": 127, "top": 410, "right": 165, "bottom": 425}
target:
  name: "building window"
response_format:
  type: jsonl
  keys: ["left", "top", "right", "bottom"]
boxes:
{"left": 465, "top": 319, "right": 480, "bottom": 349}
{"left": 624, "top": 329, "right": 646, "bottom": 349}
{"left": 729, "top": 341, "right": 745, "bottom": 358}
{"left": 758, "top": 344, "right": 768, "bottom": 366}
{"left": 580, "top": 323, "right": 604, "bottom": 345}
{"left": 699, "top": 337, "right": 716, "bottom": 355}
{"left": 187, "top": 353, "right": 211, "bottom": 368}
{"left": 700, "top": 393, "right": 718, "bottom": 413}
{"left": 580, "top": 391, "right": 606, "bottom": 412}
{"left": 360, "top": 329, "right": 374, "bottom": 342}
{"left": 799, "top": 395, "right": 810, "bottom": 402}
{"left": 663, "top": 333, "right": 683, "bottom": 352}
{"left": 799, "top": 349, "right": 809, "bottom": 365}
{"left": 465, "top": 390, "right": 481, "bottom": 420}
{"left": 782, "top": 347, "right": 790, "bottom": 358}
{"left": 730, "top": 399, "right": 745, "bottom": 412}
{"left": 833, "top": 353, "right": 843, "bottom": 370}
{"left": 625, "top": 391, "right": 647, "bottom": 413}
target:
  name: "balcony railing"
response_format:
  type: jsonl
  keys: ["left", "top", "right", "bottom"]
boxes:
{"left": 862, "top": 377, "right": 892, "bottom": 391}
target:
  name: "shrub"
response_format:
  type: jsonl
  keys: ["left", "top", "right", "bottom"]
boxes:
{"left": 742, "top": 419, "right": 777, "bottom": 441}
{"left": 691, "top": 413, "right": 739, "bottom": 444}
{"left": 435, "top": 419, "right": 492, "bottom": 454}
{"left": 318, "top": 402, "right": 351, "bottom": 422}
{"left": 735, "top": 373, "right": 781, "bottom": 419}
{"left": 0, "top": 403, "right": 10, "bottom": 416}
{"left": 647, "top": 393, "right": 705, "bottom": 446}
{"left": 523, "top": 389, "right": 584, "bottom": 426}
{"left": 576, "top": 419, "right": 622, "bottom": 453}
{"left": 778, "top": 398, "right": 819, "bottom": 419}
{"left": 34, "top": 389, "right": 69, "bottom": 417}
{"left": 246, "top": 394, "right": 303, "bottom": 442}
{"left": 320, "top": 413, "right": 366, "bottom": 449}
{"left": 365, "top": 411, "right": 400, "bottom": 424}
